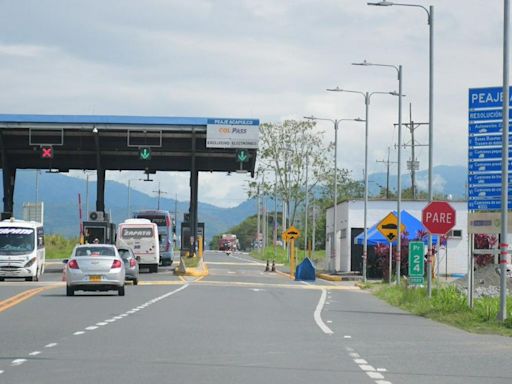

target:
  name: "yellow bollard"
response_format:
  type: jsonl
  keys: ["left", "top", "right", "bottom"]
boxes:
{"left": 198, "top": 236, "right": 203, "bottom": 259}
{"left": 290, "top": 239, "right": 295, "bottom": 278}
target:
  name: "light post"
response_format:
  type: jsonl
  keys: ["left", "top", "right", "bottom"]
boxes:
{"left": 304, "top": 116, "right": 364, "bottom": 272}
{"left": 353, "top": 60, "right": 404, "bottom": 284}
{"left": 326, "top": 87, "right": 398, "bottom": 282}
{"left": 368, "top": 1, "right": 435, "bottom": 293}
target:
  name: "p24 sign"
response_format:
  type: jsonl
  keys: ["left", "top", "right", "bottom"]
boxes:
{"left": 408, "top": 241, "right": 425, "bottom": 286}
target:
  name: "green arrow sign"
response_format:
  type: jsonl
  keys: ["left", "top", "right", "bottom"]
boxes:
{"left": 236, "top": 149, "right": 249, "bottom": 163}
{"left": 139, "top": 148, "right": 152, "bottom": 160}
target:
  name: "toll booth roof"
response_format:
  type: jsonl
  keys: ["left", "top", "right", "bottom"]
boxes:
{"left": 0, "top": 113, "right": 258, "bottom": 174}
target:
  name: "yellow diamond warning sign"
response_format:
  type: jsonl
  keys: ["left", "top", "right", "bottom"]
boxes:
{"left": 285, "top": 226, "right": 301, "bottom": 240}
{"left": 376, "top": 212, "right": 406, "bottom": 242}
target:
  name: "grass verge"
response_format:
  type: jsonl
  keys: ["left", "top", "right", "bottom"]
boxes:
{"left": 371, "top": 282, "right": 512, "bottom": 336}
{"left": 250, "top": 246, "right": 325, "bottom": 266}
{"left": 46, "top": 235, "right": 79, "bottom": 259}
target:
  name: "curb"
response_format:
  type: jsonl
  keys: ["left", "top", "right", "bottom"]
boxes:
{"left": 316, "top": 273, "right": 343, "bottom": 282}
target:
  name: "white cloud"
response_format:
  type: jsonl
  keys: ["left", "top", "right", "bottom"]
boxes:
{"left": 0, "top": 1, "right": 503, "bottom": 206}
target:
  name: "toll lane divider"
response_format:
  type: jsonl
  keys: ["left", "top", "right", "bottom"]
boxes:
{"left": 174, "top": 258, "right": 209, "bottom": 277}
{"left": 0, "top": 284, "right": 60, "bottom": 314}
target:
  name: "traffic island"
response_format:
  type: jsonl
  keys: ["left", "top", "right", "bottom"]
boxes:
{"left": 174, "top": 256, "right": 209, "bottom": 277}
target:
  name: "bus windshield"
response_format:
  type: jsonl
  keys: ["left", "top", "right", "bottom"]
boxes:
{"left": 0, "top": 227, "right": 35, "bottom": 255}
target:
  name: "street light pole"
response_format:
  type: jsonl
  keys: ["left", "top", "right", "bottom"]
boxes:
{"left": 304, "top": 116, "right": 364, "bottom": 272}
{"left": 353, "top": 60, "right": 403, "bottom": 284}
{"left": 368, "top": 1, "right": 434, "bottom": 294}
{"left": 326, "top": 87, "right": 397, "bottom": 282}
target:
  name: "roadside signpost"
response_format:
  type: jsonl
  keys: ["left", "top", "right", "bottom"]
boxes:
{"left": 408, "top": 241, "right": 425, "bottom": 286}
{"left": 468, "top": 87, "right": 512, "bottom": 210}
{"left": 284, "top": 226, "right": 300, "bottom": 278}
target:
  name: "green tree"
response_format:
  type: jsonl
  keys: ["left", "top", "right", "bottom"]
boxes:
{"left": 248, "top": 120, "right": 333, "bottom": 226}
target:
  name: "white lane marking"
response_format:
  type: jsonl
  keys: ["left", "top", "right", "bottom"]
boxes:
{"left": 360, "top": 364, "right": 375, "bottom": 371}
{"left": 11, "top": 359, "right": 27, "bottom": 366}
{"left": 252, "top": 288, "right": 264, "bottom": 292}
{"left": 349, "top": 352, "right": 360, "bottom": 358}
{"left": 354, "top": 359, "right": 368, "bottom": 364}
{"left": 228, "top": 271, "right": 236, "bottom": 274}
{"left": 114, "top": 316, "right": 123, "bottom": 320}
{"left": 0, "top": 370, "right": 3, "bottom": 374}
{"left": 45, "top": 343, "right": 57, "bottom": 348}
{"left": 97, "top": 322, "right": 108, "bottom": 326}
{"left": 346, "top": 347, "right": 393, "bottom": 384}
{"left": 377, "top": 368, "right": 387, "bottom": 372}
{"left": 29, "top": 351, "right": 41, "bottom": 356}
{"left": 376, "top": 381, "right": 392, "bottom": 384}
{"left": 73, "top": 331, "right": 85, "bottom": 335}
{"left": 85, "top": 326, "right": 98, "bottom": 331}
{"left": 314, "top": 288, "right": 333, "bottom": 335}
{"left": 367, "top": 372, "right": 385, "bottom": 379}
{"left": 346, "top": 347, "right": 354, "bottom": 352}
{"left": 344, "top": 335, "right": 352, "bottom": 339}
{"left": 105, "top": 319, "right": 116, "bottom": 323}
{"left": 327, "top": 320, "right": 333, "bottom": 323}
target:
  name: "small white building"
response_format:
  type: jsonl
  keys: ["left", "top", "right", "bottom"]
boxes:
{"left": 325, "top": 199, "right": 468, "bottom": 277}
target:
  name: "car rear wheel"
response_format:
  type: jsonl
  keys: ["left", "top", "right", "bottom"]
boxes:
{"left": 66, "top": 286, "right": 74, "bottom": 296}
{"left": 118, "top": 285, "right": 125, "bottom": 296}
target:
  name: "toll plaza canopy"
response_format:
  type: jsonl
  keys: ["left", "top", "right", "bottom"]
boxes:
{"left": 0, "top": 114, "right": 258, "bottom": 173}
{"left": 0, "top": 114, "right": 259, "bottom": 224}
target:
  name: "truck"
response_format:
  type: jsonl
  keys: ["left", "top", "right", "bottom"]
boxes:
{"left": 218, "top": 234, "right": 239, "bottom": 252}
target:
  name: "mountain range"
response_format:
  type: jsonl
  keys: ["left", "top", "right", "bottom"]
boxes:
{"left": 0, "top": 165, "right": 467, "bottom": 243}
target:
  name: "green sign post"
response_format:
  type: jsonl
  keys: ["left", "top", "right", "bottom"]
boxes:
{"left": 408, "top": 241, "right": 425, "bottom": 286}
{"left": 139, "top": 147, "right": 152, "bottom": 160}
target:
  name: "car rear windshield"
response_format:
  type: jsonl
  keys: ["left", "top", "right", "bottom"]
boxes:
{"left": 75, "top": 247, "right": 116, "bottom": 257}
{"left": 117, "top": 249, "right": 131, "bottom": 259}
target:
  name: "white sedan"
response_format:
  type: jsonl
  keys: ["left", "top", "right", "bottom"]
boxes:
{"left": 65, "top": 244, "right": 126, "bottom": 296}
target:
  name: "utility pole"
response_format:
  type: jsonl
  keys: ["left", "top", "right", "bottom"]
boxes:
{"left": 376, "top": 147, "right": 397, "bottom": 198}
{"left": 396, "top": 103, "right": 428, "bottom": 199}
{"left": 152, "top": 181, "right": 167, "bottom": 210}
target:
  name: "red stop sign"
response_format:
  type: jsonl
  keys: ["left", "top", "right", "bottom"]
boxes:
{"left": 422, "top": 201, "right": 456, "bottom": 235}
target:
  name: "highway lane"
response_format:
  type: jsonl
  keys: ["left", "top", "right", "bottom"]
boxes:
{"left": 0, "top": 250, "right": 512, "bottom": 383}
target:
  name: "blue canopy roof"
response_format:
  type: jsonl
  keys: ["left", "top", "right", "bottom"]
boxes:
{"left": 354, "top": 210, "right": 438, "bottom": 246}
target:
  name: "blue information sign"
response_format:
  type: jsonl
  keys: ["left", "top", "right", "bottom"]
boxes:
{"left": 468, "top": 185, "right": 512, "bottom": 198}
{"left": 468, "top": 134, "right": 512, "bottom": 148}
{"left": 468, "top": 199, "right": 512, "bottom": 210}
{"left": 468, "top": 160, "right": 512, "bottom": 173}
{"left": 469, "top": 122, "right": 503, "bottom": 135}
{"left": 468, "top": 173, "right": 509, "bottom": 185}
{"left": 469, "top": 87, "right": 512, "bottom": 109}
{"left": 468, "top": 86, "right": 512, "bottom": 211}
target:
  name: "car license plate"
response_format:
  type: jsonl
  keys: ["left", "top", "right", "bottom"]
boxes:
{"left": 89, "top": 275, "right": 101, "bottom": 282}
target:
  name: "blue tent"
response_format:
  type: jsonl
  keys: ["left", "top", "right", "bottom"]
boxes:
{"left": 354, "top": 210, "right": 438, "bottom": 246}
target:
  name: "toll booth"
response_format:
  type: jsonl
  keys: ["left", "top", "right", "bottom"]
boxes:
{"left": 83, "top": 221, "right": 116, "bottom": 244}
{"left": 180, "top": 222, "right": 205, "bottom": 257}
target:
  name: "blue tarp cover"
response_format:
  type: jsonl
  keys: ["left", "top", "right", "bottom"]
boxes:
{"left": 295, "top": 257, "right": 316, "bottom": 281}
{"left": 354, "top": 210, "right": 438, "bottom": 246}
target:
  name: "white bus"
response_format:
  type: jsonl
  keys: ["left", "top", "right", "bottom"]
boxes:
{"left": 0, "top": 218, "right": 45, "bottom": 281}
{"left": 133, "top": 210, "right": 175, "bottom": 265}
{"left": 116, "top": 219, "right": 160, "bottom": 273}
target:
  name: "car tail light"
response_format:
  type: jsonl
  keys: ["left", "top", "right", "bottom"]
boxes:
{"left": 111, "top": 259, "right": 122, "bottom": 269}
{"left": 68, "top": 259, "right": 79, "bottom": 269}
{"left": 129, "top": 258, "right": 136, "bottom": 268}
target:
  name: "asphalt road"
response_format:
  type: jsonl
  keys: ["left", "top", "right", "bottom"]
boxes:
{"left": 1, "top": 250, "right": 512, "bottom": 383}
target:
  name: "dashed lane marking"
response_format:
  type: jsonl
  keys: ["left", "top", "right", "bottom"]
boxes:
{"left": 28, "top": 351, "right": 41, "bottom": 356}
{"left": 44, "top": 343, "right": 57, "bottom": 348}
{"left": 11, "top": 359, "right": 27, "bottom": 366}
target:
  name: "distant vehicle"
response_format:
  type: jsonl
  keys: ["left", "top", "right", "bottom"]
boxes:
{"left": 116, "top": 219, "right": 160, "bottom": 273}
{"left": 0, "top": 218, "right": 45, "bottom": 281}
{"left": 218, "top": 234, "right": 239, "bottom": 252}
{"left": 133, "top": 210, "right": 174, "bottom": 265}
{"left": 64, "top": 244, "right": 125, "bottom": 296}
{"left": 117, "top": 247, "right": 140, "bottom": 285}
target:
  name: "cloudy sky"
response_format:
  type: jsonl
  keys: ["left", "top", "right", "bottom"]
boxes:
{"left": 0, "top": 1, "right": 506, "bottom": 207}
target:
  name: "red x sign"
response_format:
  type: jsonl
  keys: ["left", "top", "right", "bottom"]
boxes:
{"left": 41, "top": 146, "right": 53, "bottom": 159}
